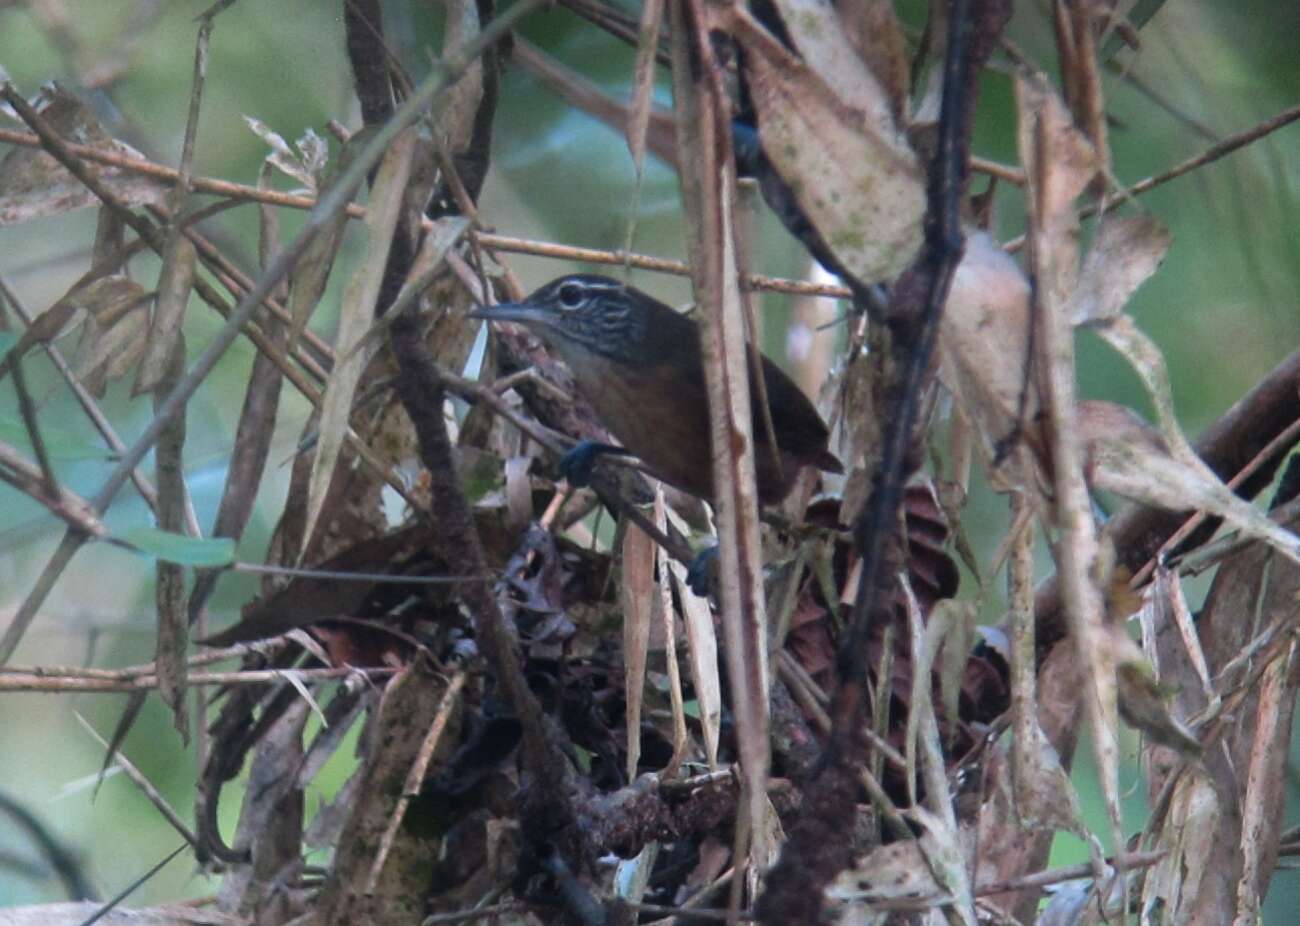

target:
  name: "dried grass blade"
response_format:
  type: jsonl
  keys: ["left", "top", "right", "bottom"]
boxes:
{"left": 299, "top": 127, "right": 416, "bottom": 558}
{"left": 669, "top": 0, "right": 771, "bottom": 905}
{"left": 1017, "top": 69, "right": 1124, "bottom": 866}
{"left": 621, "top": 505, "right": 657, "bottom": 781}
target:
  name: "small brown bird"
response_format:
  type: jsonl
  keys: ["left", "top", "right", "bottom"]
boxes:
{"left": 471, "top": 275, "right": 842, "bottom": 504}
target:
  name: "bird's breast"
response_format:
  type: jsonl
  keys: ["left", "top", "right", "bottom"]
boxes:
{"left": 564, "top": 351, "right": 715, "bottom": 500}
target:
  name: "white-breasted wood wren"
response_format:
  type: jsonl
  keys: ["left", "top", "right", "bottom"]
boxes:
{"left": 471, "top": 274, "right": 843, "bottom": 504}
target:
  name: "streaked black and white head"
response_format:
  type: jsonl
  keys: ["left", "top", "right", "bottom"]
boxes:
{"left": 470, "top": 274, "right": 650, "bottom": 364}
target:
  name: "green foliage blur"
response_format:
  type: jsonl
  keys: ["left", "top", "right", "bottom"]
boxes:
{"left": 0, "top": 0, "right": 1297, "bottom": 913}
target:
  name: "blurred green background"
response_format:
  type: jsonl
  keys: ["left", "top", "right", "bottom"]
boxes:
{"left": 0, "top": 0, "right": 1297, "bottom": 915}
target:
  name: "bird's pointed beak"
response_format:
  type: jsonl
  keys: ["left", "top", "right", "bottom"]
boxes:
{"left": 468, "top": 301, "right": 550, "bottom": 326}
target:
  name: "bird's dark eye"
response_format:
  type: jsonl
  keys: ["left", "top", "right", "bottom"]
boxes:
{"left": 557, "top": 282, "right": 584, "bottom": 309}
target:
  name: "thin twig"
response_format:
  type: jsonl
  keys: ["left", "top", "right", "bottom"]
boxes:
{"left": 0, "top": 275, "right": 165, "bottom": 517}
{"left": 0, "top": 440, "right": 107, "bottom": 538}
{"left": 1005, "top": 101, "right": 1300, "bottom": 252}
{"left": 75, "top": 713, "right": 199, "bottom": 849}
{"left": 1133, "top": 413, "right": 1300, "bottom": 586}
{"left": 0, "top": 291, "right": 59, "bottom": 497}
{"left": 231, "top": 561, "right": 495, "bottom": 584}
{"left": 0, "top": 125, "right": 856, "bottom": 299}
{"left": 976, "top": 850, "right": 1164, "bottom": 898}
{"left": 0, "top": 666, "right": 396, "bottom": 692}
{"left": 0, "top": 642, "right": 261, "bottom": 680}
{"left": 0, "top": 13, "right": 531, "bottom": 662}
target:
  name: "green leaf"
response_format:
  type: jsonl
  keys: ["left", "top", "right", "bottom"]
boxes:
{"left": 0, "top": 416, "right": 117, "bottom": 461}
{"left": 0, "top": 331, "right": 16, "bottom": 362}
{"left": 120, "top": 527, "right": 236, "bottom": 567}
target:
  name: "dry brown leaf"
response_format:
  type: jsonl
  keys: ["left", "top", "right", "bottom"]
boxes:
{"left": 64, "top": 275, "right": 151, "bottom": 397}
{"left": 284, "top": 133, "right": 359, "bottom": 348}
{"left": 654, "top": 489, "right": 690, "bottom": 778}
{"left": 735, "top": 8, "right": 924, "bottom": 284}
{"left": 0, "top": 85, "right": 167, "bottom": 225}
{"left": 621, "top": 516, "right": 656, "bottom": 781}
{"left": 13, "top": 273, "right": 139, "bottom": 361}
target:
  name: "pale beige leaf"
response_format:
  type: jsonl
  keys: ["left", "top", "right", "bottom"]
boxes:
{"left": 1080, "top": 400, "right": 1300, "bottom": 567}
{"left": 1018, "top": 67, "right": 1123, "bottom": 861}
{"left": 1091, "top": 313, "right": 1196, "bottom": 463}
{"left": 827, "top": 838, "right": 940, "bottom": 914}
{"left": 826, "top": 812, "right": 978, "bottom": 921}
{"left": 243, "top": 114, "right": 316, "bottom": 190}
{"left": 768, "top": 0, "right": 897, "bottom": 128}
{"left": 737, "top": 16, "right": 924, "bottom": 284}
{"left": 1016, "top": 722, "right": 1092, "bottom": 834}
{"left": 295, "top": 128, "right": 328, "bottom": 179}
{"left": 300, "top": 128, "right": 415, "bottom": 557}
{"left": 1007, "top": 500, "right": 1093, "bottom": 836}
{"left": 835, "top": 0, "right": 910, "bottom": 118}
{"left": 909, "top": 807, "right": 977, "bottom": 926}
{"left": 0, "top": 85, "right": 167, "bottom": 225}
{"left": 1069, "top": 214, "right": 1171, "bottom": 324}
